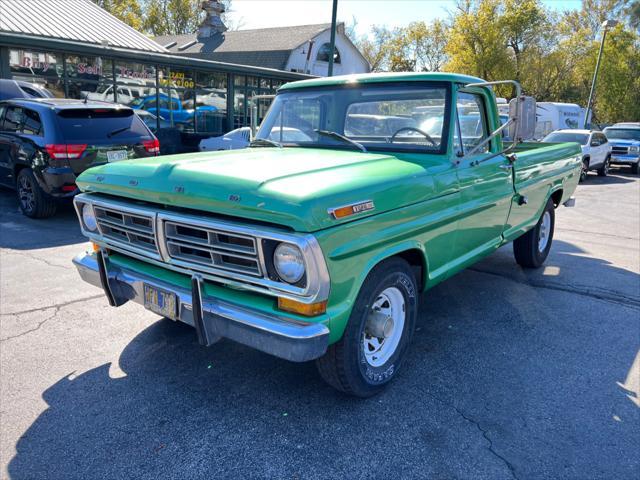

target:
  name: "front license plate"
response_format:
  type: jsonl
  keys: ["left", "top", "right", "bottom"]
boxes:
{"left": 107, "top": 150, "right": 128, "bottom": 162}
{"left": 143, "top": 284, "right": 178, "bottom": 320}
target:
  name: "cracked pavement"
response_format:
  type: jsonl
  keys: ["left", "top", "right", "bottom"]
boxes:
{"left": 1, "top": 170, "right": 639, "bottom": 479}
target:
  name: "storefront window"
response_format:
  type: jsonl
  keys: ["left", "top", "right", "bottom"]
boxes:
{"left": 66, "top": 55, "right": 113, "bottom": 82}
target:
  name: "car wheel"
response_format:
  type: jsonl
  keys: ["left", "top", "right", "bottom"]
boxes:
{"left": 632, "top": 163, "right": 639, "bottom": 175}
{"left": 597, "top": 156, "right": 610, "bottom": 177}
{"left": 316, "top": 257, "right": 418, "bottom": 398}
{"left": 513, "top": 198, "right": 555, "bottom": 268}
{"left": 16, "top": 168, "right": 57, "bottom": 219}
{"left": 580, "top": 159, "right": 589, "bottom": 182}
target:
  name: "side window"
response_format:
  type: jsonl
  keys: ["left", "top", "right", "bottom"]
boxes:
{"left": 590, "top": 134, "right": 600, "bottom": 146}
{"left": 598, "top": 133, "right": 607, "bottom": 144}
{"left": 2, "top": 107, "right": 23, "bottom": 133}
{"left": 22, "top": 108, "right": 43, "bottom": 136}
{"left": 456, "top": 92, "right": 489, "bottom": 154}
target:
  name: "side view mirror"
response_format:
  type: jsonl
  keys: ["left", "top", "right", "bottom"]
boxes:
{"left": 508, "top": 96, "right": 536, "bottom": 142}
{"left": 590, "top": 140, "right": 600, "bottom": 147}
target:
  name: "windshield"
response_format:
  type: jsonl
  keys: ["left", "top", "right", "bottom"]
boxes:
{"left": 543, "top": 132, "right": 589, "bottom": 145}
{"left": 256, "top": 83, "right": 449, "bottom": 152}
{"left": 603, "top": 128, "right": 640, "bottom": 141}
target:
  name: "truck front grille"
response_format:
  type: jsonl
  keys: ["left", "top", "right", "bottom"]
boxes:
{"left": 94, "top": 206, "right": 159, "bottom": 254}
{"left": 612, "top": 146, "right": 629, "bottom": 155}
{"left": 162, "top": 221, "right": 261, "bottom": 277}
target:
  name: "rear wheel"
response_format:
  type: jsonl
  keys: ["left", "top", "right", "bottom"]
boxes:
{"left": 16, "top": 168, "right": 57, "bottom": 219}
{"left": 316, "top": 257, "right": 418, "bottom": 397}
{"left": 579, "top": 158, "right": 589, "bottom": 182}
{"left": 513, "top": 198, "right": 555, "bottom": 268}
{"left": 597, "top": 156, "right": 610, "bottom": 177}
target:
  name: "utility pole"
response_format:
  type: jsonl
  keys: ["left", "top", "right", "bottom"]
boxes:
{"left": 584, "top": 19, "right": 618, "bottom": 128}
{"left": 327, "top": 0, "right": 338, "bottom": 76}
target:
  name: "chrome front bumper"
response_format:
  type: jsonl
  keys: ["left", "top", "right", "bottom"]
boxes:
{"left": 73, "top": 252, "right": 330, "bottom": 362}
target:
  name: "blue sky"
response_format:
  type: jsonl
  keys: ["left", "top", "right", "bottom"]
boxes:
{"left": 226, "top": 0, "right": 583, "bottom": 35}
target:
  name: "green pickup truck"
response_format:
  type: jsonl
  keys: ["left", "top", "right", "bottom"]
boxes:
{"left": 72, "top": 73, "right": 581, "bottom": 397}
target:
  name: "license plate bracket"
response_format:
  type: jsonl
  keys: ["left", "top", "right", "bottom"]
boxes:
{"left": 143, "top": 284, "right": 178, "bottom": 320}
{"left": 107, "top": 150, "right": 128, "bottom": 162}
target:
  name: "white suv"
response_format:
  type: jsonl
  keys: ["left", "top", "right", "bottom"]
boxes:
{"left": 543, "top": 129, "right": 612, "bottom": 181}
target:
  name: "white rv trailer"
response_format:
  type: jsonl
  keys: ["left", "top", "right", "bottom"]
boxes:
{"left": 534, "top": 102, "right": 591, "bottom": 139}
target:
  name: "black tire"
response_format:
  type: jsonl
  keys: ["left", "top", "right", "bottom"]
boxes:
{"left": 597, "top": 156, "right": 610, "bottom": 177}
{"left": 16, "top": 168, "right": 57, "bottom": 219}
{"left": 579, "top": 158, "right": 589, "bottom": 182}
{"left": 513, "top": 198, "right": 555, "bottom": 268}
{"left": 316, "top": 257, "right": 418, "bottom": 398}
{"left": 632, "top": 163, "right": 639, "bottom": 175}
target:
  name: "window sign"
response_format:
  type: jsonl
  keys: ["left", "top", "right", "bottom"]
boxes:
{"left": 9, "top": 49, "right": 60, "bottom": 77}
{"left": 66, "top": 55, "right": 113, "bottom": 82}
{"left": 115, "top": 61, "right": 156, "bottom": 85}
{"left": 159, "top": 67, "right": 195, "bottom": 89}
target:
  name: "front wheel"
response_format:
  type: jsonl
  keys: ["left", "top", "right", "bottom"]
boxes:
{"left": 597, "top": 156, "right": 610, "bottom": 177}
{"left": 513, "top": 198, "right": 555, "bottom": 268}
{"left": 632, "top": 163, "right": 639, "bottom": 175}
{"left": 316, "top": 257, "right": 418, "bottom": 397}
{"left": 579, "top": 158, "right": 589, "bottom": 182}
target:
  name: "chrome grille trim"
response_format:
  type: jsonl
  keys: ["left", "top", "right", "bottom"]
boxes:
{"left": 612, "top": 146, "right": 629, "bottom": 155}
{"left": 73, "top": 193, "right": 331, "bottom": 304}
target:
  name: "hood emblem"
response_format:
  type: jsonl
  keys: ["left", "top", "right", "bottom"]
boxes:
{"left": 129, "top": 179, "right": 138, "bottom": 186}
{"left": 229, "top": 194, "right": 241, "bottom": 202}
{"left": 328, "top": 200, "right": 375, "bottom": 219}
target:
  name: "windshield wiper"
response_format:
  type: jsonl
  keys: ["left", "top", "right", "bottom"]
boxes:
{"left": 250, "top": 138, "right": 282, "bottom": 148}
{"left": 107, "top": 127, "right": 128, "bottom": 138}
{"left": 315, "top": 129, "right": 367, "bottom": 152}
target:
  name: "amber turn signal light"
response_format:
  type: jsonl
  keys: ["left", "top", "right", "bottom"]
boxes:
{"left": 91, "top": 242, "right": 101, "bottom": 253}
{"left": 278, "top": 298, "right": 327, "bottom": 317}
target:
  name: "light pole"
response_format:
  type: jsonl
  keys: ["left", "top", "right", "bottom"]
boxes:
{"left": 327, "top": 0, "right": 338, "bottom": 76}
{"left": 584, "top": 19, "right": 619, "bottom": 128}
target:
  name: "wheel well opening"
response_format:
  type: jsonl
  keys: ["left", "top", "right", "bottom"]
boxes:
{"left": 395, "top": 249, "right": 426, "bottom": 290}
{"left": 13, "top": 164, "right": 28, "bottom": 182}
{"left": 550, "top": 189, "right": 563, "bottom": 208}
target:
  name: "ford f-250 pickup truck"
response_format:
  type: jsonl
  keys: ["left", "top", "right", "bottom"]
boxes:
{"left": 72, "top": 73, "right": 581, "bottom": 397}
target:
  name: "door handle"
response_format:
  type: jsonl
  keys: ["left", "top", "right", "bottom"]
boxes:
{"left": 499, "top": 164, "right": 513, "bottom": 170}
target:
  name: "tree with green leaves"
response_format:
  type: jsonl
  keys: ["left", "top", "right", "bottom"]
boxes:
{"left": 92, "top": 0, "right": 143, "bottom": 30}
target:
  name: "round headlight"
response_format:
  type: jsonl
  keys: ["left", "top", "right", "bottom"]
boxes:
{"left": 274, "top": 243, "right": 305, "bottom": 284}
{"left": 82, "top": 203, "right": 98, "bottom": 231}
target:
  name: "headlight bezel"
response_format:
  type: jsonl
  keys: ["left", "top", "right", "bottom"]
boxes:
{"left": 629, "top": 145, "right": 639, "bottom": 153}
{"left": 273, "top": 242, "right": 306, "bottom": 285}
{"left": 81, "top": 203, "right": 98, "bottom": 231}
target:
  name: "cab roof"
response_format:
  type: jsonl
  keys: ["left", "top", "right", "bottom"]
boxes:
{"left": 279, "top": 72, "right": 485, "bottom": 91}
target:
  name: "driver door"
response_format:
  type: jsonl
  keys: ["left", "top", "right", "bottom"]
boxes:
{"left": 451, "top": 90, "right": 514, "bottom": 264}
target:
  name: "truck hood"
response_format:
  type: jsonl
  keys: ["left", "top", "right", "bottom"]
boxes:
{"left": 76, "top": 147, "right": 437, "bottom": 232}
{"left": 608, "top": 139, "right": 640, "bottom": 147}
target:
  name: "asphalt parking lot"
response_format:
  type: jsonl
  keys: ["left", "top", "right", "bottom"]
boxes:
{"left": 1, "top": 169, "right": 638, "bottom": 480}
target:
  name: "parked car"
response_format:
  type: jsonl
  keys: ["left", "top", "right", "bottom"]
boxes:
{"left": 0, "top": 79, "right": 54, "bottom": 100}
{"left": 603, "top": 123, "right": 640, "bottom": 174}
{"left": 71, "top": 72, "right": 581, "bottom": 397}
{"left": 542, "top": 129, "right": 611, "bottom": 181}
{"left": 0, "top": 98, "right": 159, "bottom": 218}
{"left": 199, "top": 127, "right": 251, "bottom": 151}
{"left": 82, "top": 82, "right": 149, "bottom": 105}
{"left": 129, "top": 93, "right": 217, "bottom": 127}
{"left": 134, "top": 110, "right": 172, "bottom": 132}
{"left": 199, "top": 126, "right": 315, "bottom": 151}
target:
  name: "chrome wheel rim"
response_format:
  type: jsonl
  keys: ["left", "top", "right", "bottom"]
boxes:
{"left": 604, "top": 160, "right": 610, "bottom": 175}
{"left": 538, "top": 211, "right": 551, "bottom": 252}
{"left": 18, "top": 175, "right": 35, "bottom": 213}
{"left": 363, "top": 287, "right": 405, "bottom": 367}
{"left": 581, "top": 161, "right": 588, "bottom": 180}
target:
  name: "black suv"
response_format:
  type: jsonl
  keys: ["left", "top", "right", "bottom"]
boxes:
{"left": 0, "top": 98, "right": 160, "bottom": 218}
